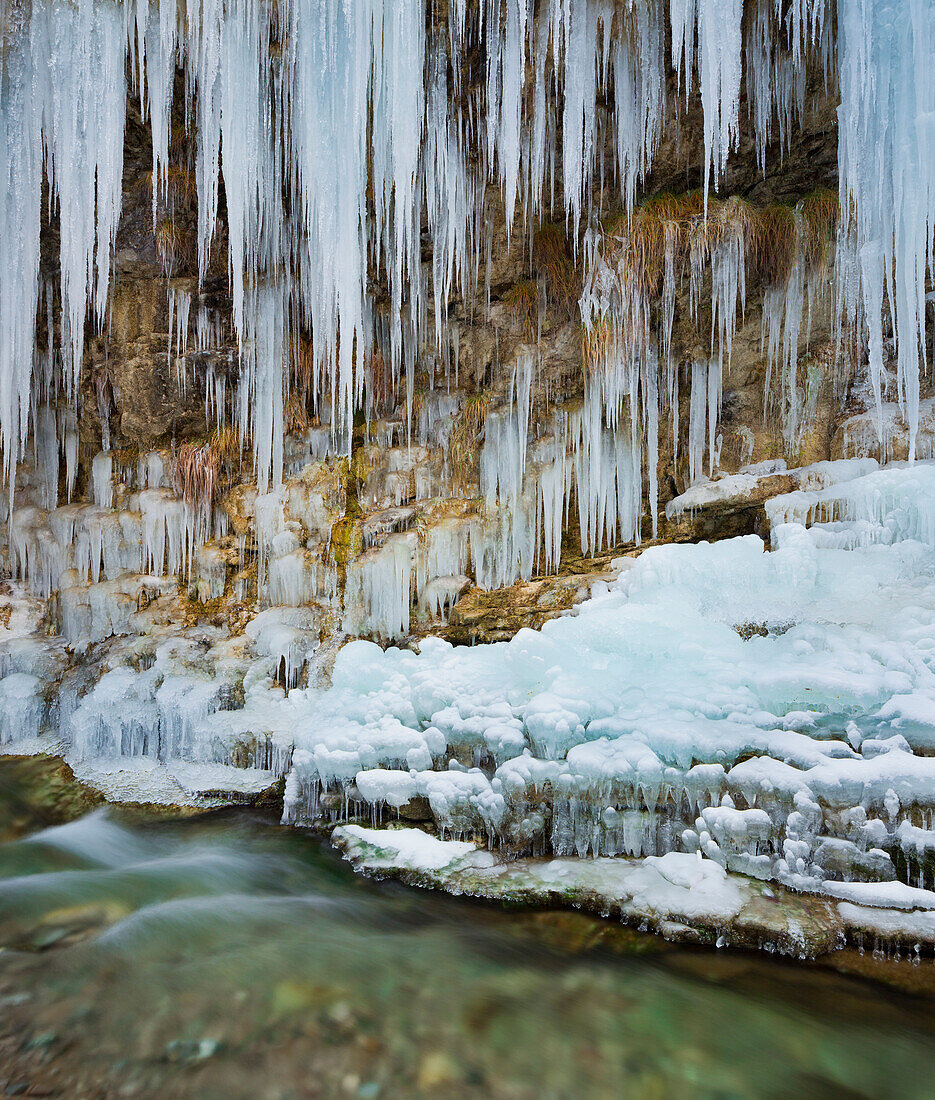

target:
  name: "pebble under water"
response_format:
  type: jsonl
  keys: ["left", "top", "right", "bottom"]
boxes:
{"left": 0, "top": 806, "right": 934, "bottom": 1098}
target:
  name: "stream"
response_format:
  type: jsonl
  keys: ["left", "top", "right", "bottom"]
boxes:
{"left": 1, "top": 805, "right": 935, "bottom": 1098}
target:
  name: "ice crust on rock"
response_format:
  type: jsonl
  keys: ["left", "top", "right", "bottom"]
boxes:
{"left": 283, "top": 464, "right": 935, "bottom": 914}
{"left": 338, "top": 824, "right": 479, "bottom": 872}
{"left": 335, "top": 822, "right": 935, "bottom": 956}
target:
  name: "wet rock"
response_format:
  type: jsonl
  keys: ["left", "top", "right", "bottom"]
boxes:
{"left": 395, "top": 795, "right": 434, "bottom": 823}
{"left": 0, "top": 756, "right": 103, "bottom": 842}
{"left": 730, "top": 886, "right": 845, "bottom": 958}
{"left": 664, "top": 472, "right": 797, "bottom": 542}
{"left": 428, "top": 571, "right": 615, "bottom": 646}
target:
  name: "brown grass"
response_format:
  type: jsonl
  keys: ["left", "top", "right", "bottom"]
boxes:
{"left": 291, "top": 336, "right": 315, "bottom": 403}
{"left": 581, "top": 184, "right": 841, "bottom": 383}
{"left": 170, "top": 123, "right": 192, "bottom": 159}
{"left": 449, "top": 392, "right": 492, "bottom": 474}
{"left": 410, "top": 387, "right": 427, "bottom": 421}
{"left": 174, "top": 442, "right": 220, "bottom": 510}
{"left": 800, "top": 187, "right": 839, "bottom": 270}
{"left": 581, "top": 318, "right": 615, "bottom": 373}
{"left": 640, "top": 195, "right": 686, "bottom": 288}
{"left": 155, "top": 216, "right": 182, "bottom": 274}
{"left": 597, "top": 187, "right": 836, "bottom": 305}
{"left": 211, "top": 426, "right": 242, "bottom": 466}
{"left": 174, "top": 426, "right": 248, "bottom": 509}
{"left": 533, "top": 225, "right": 580, "bottom": 314}
{"left": 601, "top": 191, "right": 706, "bottom": 300}
{"left": 504, "top": 280, "right": 540, "bottom": 339}
{"left": 141, "top": 164, "right": 197, "bottom": 206}
{"left": 155, "top": 215, "right": 197, "bottom": 277}
{"left": 365, "top": 347, "right": 393, "bottom": 416}
{"left": 750, "top": 204, "right": 797, "bottom": 286}
{"left": 285, "top": 390, "right": 310, "bottom": 434}
{"left": 706, "top": 195, "right": 757, "bottom": 255}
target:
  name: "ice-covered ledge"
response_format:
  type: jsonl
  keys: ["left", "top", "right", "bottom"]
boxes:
{"left": 333, "top": 825, "right": 935, "bottom": 961}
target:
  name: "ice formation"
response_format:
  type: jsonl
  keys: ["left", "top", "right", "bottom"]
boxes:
{"left": 5, "top": 431, "right": 935, "bottom": 933}
{"left": 0, "top": 0, "right": 929, "bottom": 640}
{"left": 1, "top": 0, "right": 935, "bottom": 948}
{"left": 0, "top": 0, "right": 928, "bottom": 490}
{"left": 279, "top": 463, "right": 935, "bottom": 915}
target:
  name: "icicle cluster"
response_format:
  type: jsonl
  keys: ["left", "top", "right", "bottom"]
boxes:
{"left": 0, "top": 0, "right": 930, "bottom": 538}
{"left": 837, "top": 0, "right": 935, "bottom": 461}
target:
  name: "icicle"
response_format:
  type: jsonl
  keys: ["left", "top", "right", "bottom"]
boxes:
{"left": 837, "top": 0, "right": 935, "bottom": 461}
{"left": 613, "top": 0, "right": 666, "bottom": 214}
{"left": 237, "top": 282, "right": 286, "bottom": 495}
{"left": 688, "top": 362, "right": 708, "bottom": 486}
{"left": 486, "top": 0, "right": 528, "bottom": 234}
{"left": 672, "top": 0, "right": 743, "bottom": 206}
{"left": 92, "top": 451, "right": 114, "bottom": 510}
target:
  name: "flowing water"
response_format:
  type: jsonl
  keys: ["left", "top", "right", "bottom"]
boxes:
{"left": 0, "top": 805, "right": 934, "bottom": 1100}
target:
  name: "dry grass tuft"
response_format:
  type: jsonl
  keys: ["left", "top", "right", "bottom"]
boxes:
{"left": 449, "top": 392, "right": 492, "bottom": 475}
{"left": 407, "top": 368, "right": 433, "bottom": 422}
{"left": 141, "top": 165, "right": 197, "bottom": 206}
{"left": 533, "top": 225, "right": 580, "bottom": 314}
{"left": 365, "top": 348, "right": 393, "bottom": 416}
{"left": 291, "top": 336, "right": 315, "bottom": 404}
{"left": 155, "top": 217, "right": 183, "bottom": 275}
{"left": 174, "top": 442, "right": 220, "bottom": 510}
{"left": 285, "top": 390, "right": 310, "bottom": 435}
{"left": 174, "top": 427, "right": 247, "bottom": 510}
{"left": 584, "top": 186, "right": 841, "bottom": 377}
{"left": 210, "top": 426, "right": 242, "bottom": 466}
{"left": 154, "top": 216, "right": 196, "bottom": 277}
{"left": 751, "top": 204, "right": 797, "bottom": 286}
{"left": 504, "top": 280, "right": 540, "bottom": 339}
{"left": 582, "top": 318, "right": 615, "bottom": 373}
{"left": 599, "top": 187, "right": 837, "bottom": 301}
{"left": 704, "top": 195, "right": 757, "bottom": 255}
{"left": 800, "top": 188, "right": 839, "bottom": 270}
{"left": 601, "top": 191, "right": 706, "bottom": 300}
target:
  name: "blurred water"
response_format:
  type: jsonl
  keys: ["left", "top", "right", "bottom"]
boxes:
{"left": 1, "top": 808, "right": 934, "bottom": 1099}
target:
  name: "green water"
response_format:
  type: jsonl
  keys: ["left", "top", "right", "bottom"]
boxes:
{"left": 0, "top": 807, "right": 934, "bottom": 1099}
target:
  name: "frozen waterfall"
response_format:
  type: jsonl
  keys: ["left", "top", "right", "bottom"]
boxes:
{"left": 0, "top": 0, "right": 932, "bottom": 492}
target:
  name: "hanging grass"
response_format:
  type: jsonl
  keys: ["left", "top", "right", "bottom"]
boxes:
{"left": 291, "top": 335, "right": 315, "bottom": 404}
{"left": 155, "top": 216, "right": 183, "bottom": 274}
{"left": 448, "top": 392, "right": 492, "bottom": 475}
{"left": 210, "top": 425, "right": 242, "bottom": 467}
{"left": 504, "top": 280, "right": 540, "bottom": 339}
{"left": 174, "top": 441, "right": 220, "bottom": 510}
{"left": 800, "top": 187, "right": 839, "bottom": 270}
{"left": 533, "top": 225, "right": 580, "bottom": 314}
{"left": 365, "top": 347, "right": 393, "bottom": 416}
{"left": 751, "top": 203, "right": 798, "bottom": 287}
{"left": 285, "top": 389, "right": 310, "bottom": 435}
{"left": 582, "top": 186, "right": 840, "bottom": 378}
{"left": 140, "top": 164, "right": 197, "bottom": 205}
